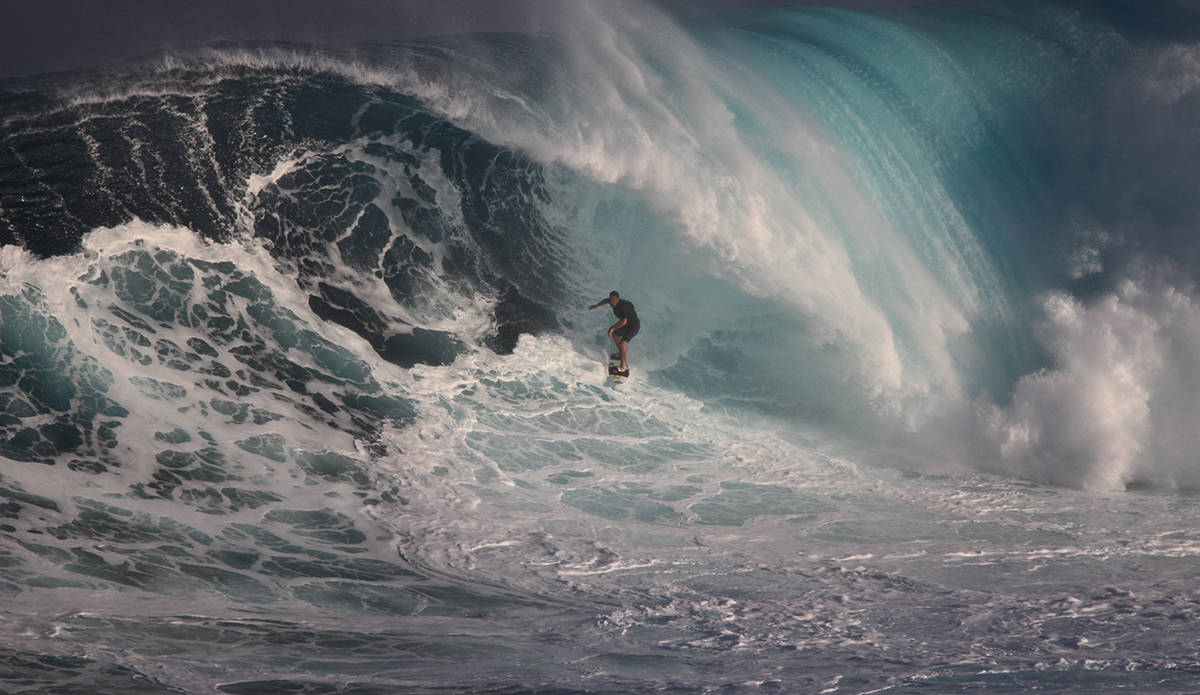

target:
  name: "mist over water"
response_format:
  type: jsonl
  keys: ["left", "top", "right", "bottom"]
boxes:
{"left": 6, "top": 1, "right": 1200, "bottom": 692}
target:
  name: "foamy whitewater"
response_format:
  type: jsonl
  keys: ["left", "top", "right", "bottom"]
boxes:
{"left": 5, "top": 1, "right": 1200, "bottom": 692}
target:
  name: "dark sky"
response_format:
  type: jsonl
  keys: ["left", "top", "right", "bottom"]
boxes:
{"left": 4, "top": 0, "right": 1200, "bottom": 82}
{"left": 0, "top": 0, "right": 939, "bottom": 81}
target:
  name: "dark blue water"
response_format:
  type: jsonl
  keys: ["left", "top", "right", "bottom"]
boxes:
{"left": 5, "top": 2, "right": 1200, "bottom": 692}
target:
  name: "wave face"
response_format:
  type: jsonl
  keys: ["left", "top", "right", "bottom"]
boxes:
{"left": 5, "top": 1, "right": 1200, "bottom": 692}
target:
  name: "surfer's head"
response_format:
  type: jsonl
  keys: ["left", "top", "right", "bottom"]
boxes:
{"left": 609, "top": 291, "right": 619, "bottom": 304}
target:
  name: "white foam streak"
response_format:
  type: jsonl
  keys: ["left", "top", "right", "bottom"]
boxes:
{"left": 1, "top": 222, "right": 381, "bottom": 509}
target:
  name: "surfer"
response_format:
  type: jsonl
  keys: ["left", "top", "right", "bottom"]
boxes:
{"left": 589, "top": 291, "right": 639, "bottom": 377}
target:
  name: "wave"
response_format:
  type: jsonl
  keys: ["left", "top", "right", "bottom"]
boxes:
{"left": 6, "top": 1, "right": 1200, "bottom": 689}
{"left": 5, "top": 1, "right": 1200, "bottom": 480}
{"left": 6, "top": 1, "right": 1200, "bottom": 486}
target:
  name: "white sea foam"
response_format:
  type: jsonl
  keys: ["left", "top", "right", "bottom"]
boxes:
{"left": 967, "top": 271, "right": 1200, "bottom": 490}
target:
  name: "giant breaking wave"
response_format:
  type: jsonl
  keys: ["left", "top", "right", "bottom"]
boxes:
{"left": 6, "top": 1, "right": 1200, "bottom": 692}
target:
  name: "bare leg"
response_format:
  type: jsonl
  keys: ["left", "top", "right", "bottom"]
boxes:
{"left": 615, "top": 338, "right": 628, "bottom": 372}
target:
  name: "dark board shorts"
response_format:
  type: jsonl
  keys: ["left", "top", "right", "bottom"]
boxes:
{"left": 614, "top": 322, "right": 640, "bottom": 343}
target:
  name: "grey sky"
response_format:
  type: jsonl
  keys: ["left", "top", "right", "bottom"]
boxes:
{"left": 0, "top": 0, "right": 940, "bottom": 81}
{"left": 5, "top": 0, "right": 1200, "bottom": 82}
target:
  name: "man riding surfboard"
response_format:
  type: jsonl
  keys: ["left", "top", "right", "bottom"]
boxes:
{"left": 589, "top": 291, "right": 639, "bottom": 378}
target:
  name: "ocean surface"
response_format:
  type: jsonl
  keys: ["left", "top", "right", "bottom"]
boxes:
{"left": 5, "top": 1, "right": 1200, "bottom": 692}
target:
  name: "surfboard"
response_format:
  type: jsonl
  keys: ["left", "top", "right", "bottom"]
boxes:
{"left": 608, "top": 353, "right": 629, "bottom": 384}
